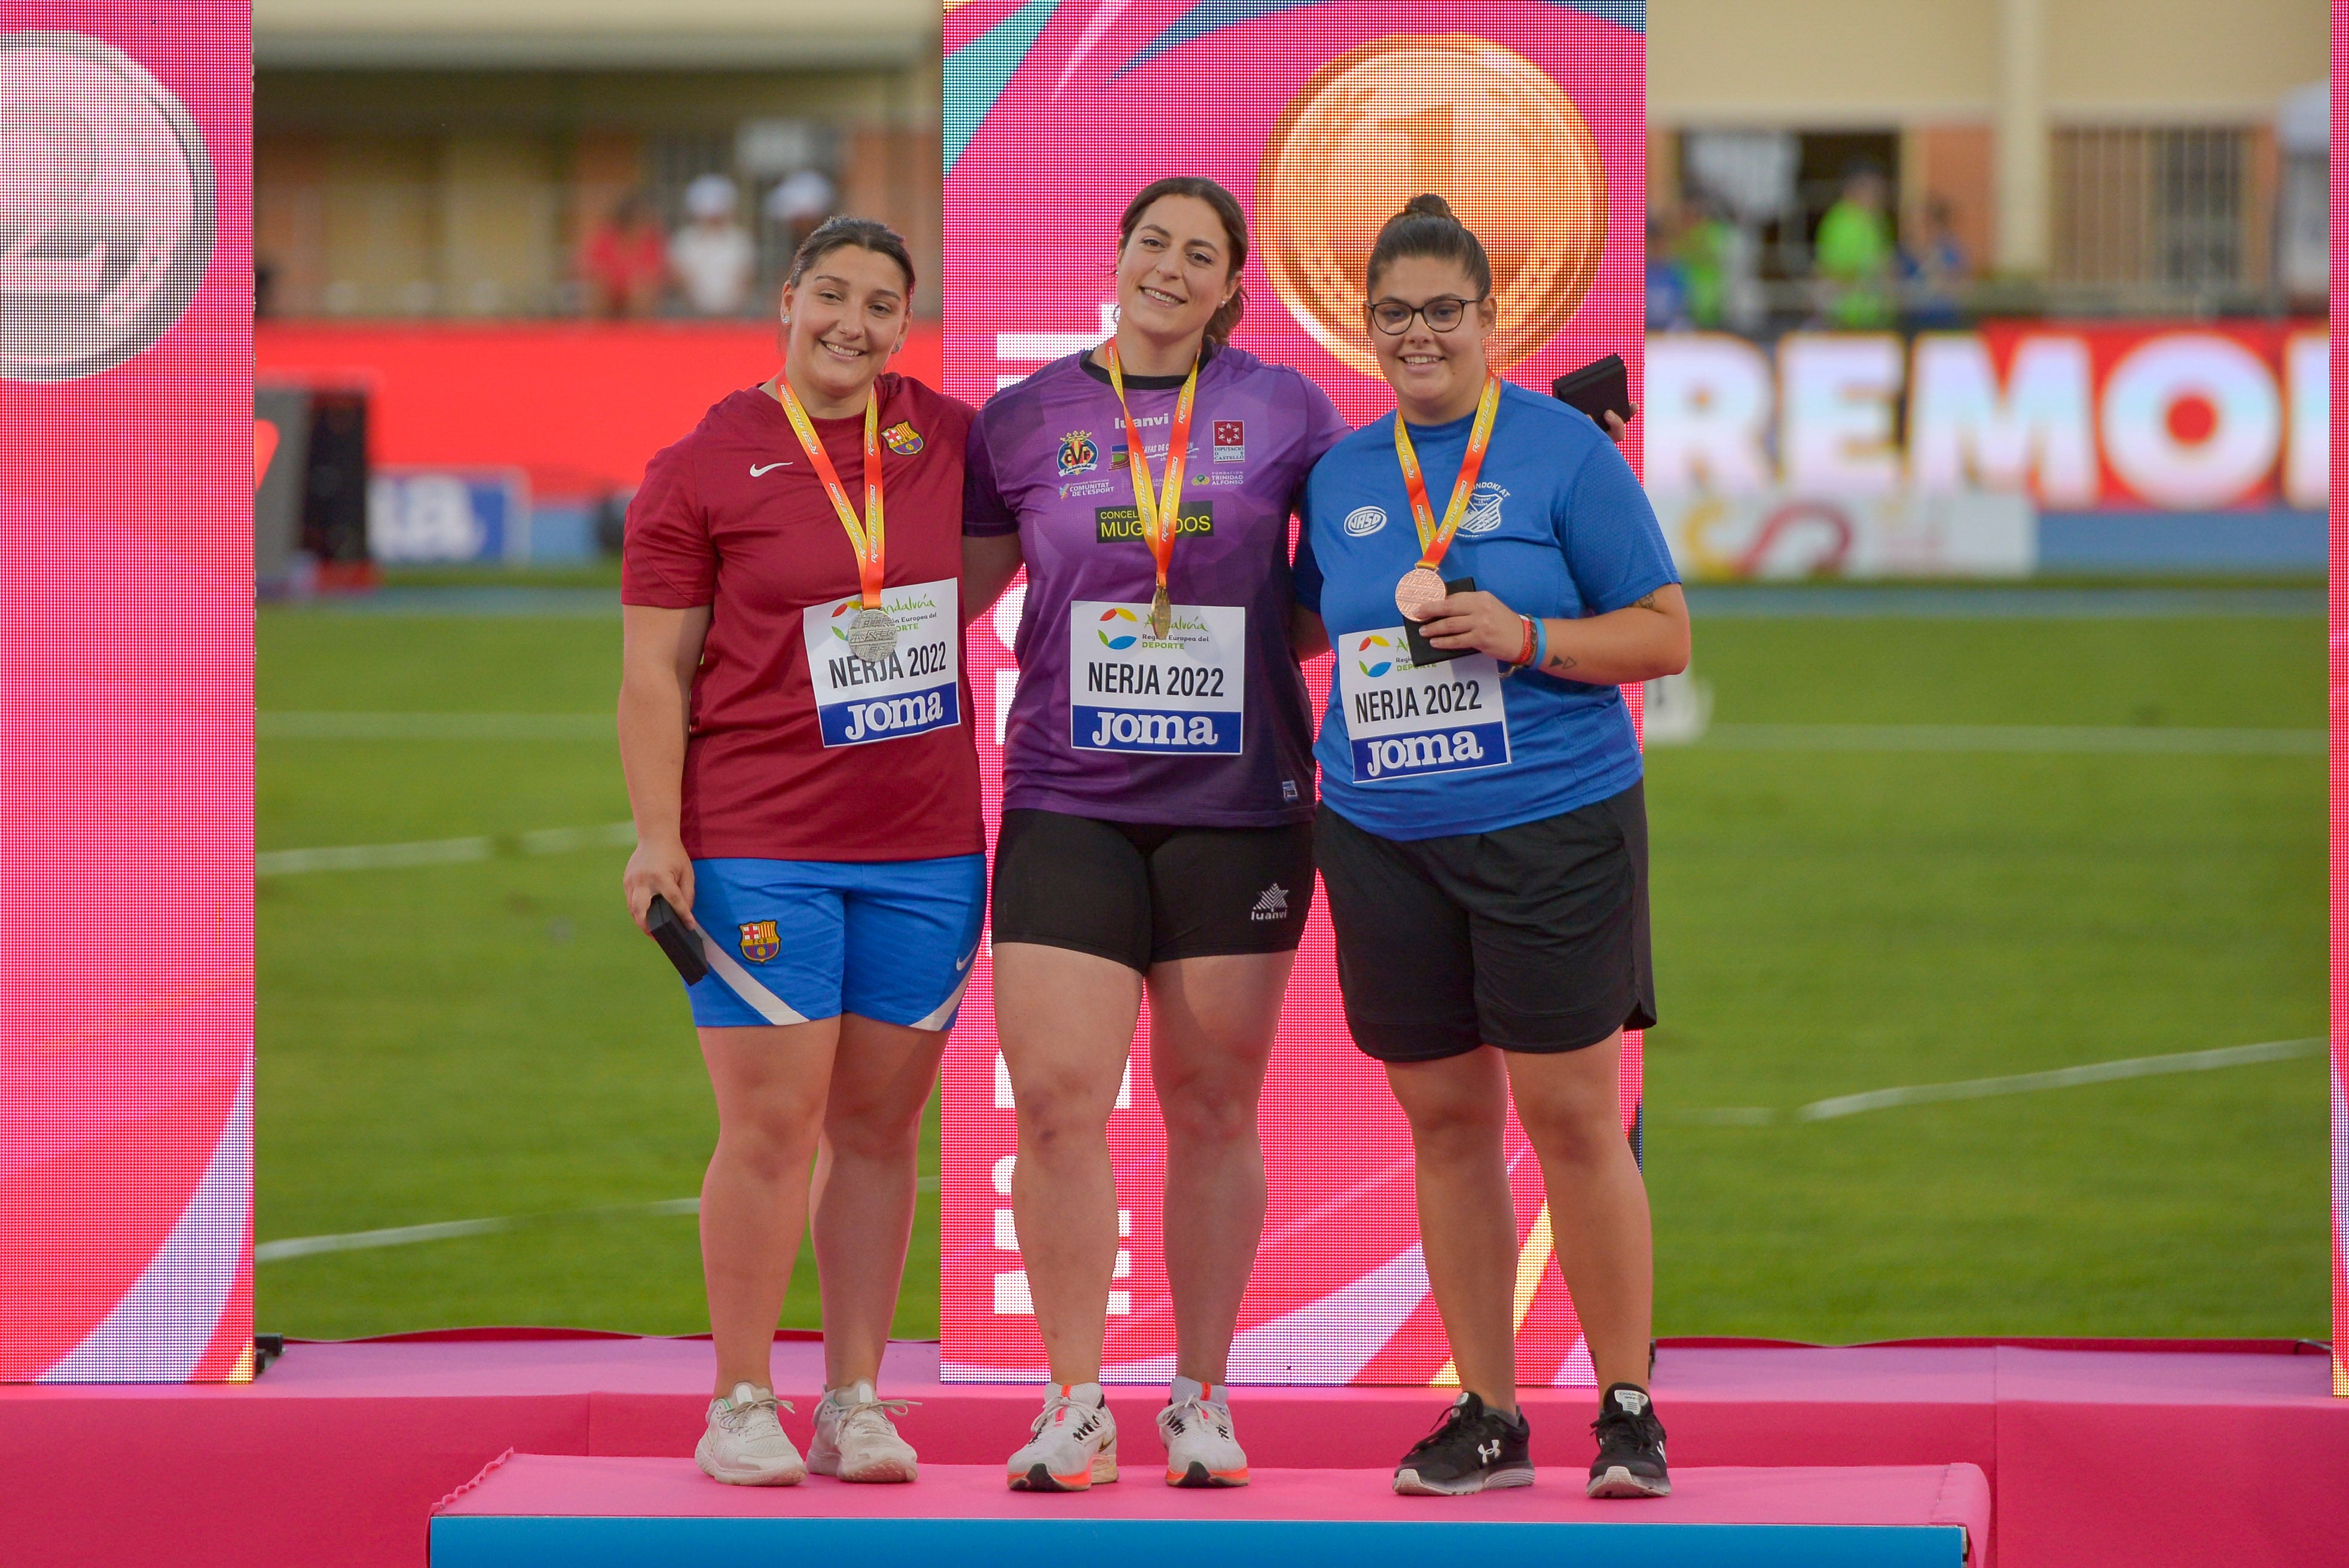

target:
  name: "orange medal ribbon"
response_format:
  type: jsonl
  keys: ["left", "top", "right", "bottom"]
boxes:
{"left": 1391, "top": 374, "right": 1502, "bottom": 621}
{"left": 775, "top": 376, "right": 885, "bottom": 612}
{"left": 1102, "top": 343, "right": 1199, "bottom": 637}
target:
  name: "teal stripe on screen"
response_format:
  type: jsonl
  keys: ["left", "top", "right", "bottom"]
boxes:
{"left": 945, "top": 0, "right": 1061, "bottom": 177}
{"left": 1120, "top": 0, "right": 1647, "bottom": 76}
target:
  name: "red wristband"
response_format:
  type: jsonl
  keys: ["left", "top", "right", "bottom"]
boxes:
{"left": 1513, "top": 615, "right": 1537, "bottom": 666}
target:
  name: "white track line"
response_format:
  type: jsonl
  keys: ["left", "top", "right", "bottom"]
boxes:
{"left": 1696, "top": 723, "right": 2322, "bottom": 756}
{"left": 1795, "top": 1036, "right": 2323, "bottom": 1120}
{"left": 256, "top": 1181, "right": 943, "bottom": 1262}
{"left": 257, "top": 821, "right": 635, "bottom": 876}
{"left": 1673, "top": 1037, "right": 2324, "bottom": 1126}
{"left": 260, "top": 712, "right": 609, "bottom": 741}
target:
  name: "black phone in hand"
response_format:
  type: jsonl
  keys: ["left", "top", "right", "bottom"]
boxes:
{"left": 646, "top": 894, "right": 709, "bottom": 985}
{"left": 1404, "top": 576, "right": 1476, "bottom": 667}
{"left": 1551, "top": 353, "right": 1632, "bottom": 428}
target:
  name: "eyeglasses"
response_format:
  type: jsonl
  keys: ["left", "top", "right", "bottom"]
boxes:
{"left": 1365, "top": 294, "right": 1487, "bottom": 335}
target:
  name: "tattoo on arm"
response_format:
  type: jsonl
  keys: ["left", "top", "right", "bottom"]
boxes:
{"left": 1542, "top": 647, "right": 1578, "bottom": 675}
{"left": 1632, "top": 591, "right": 1658, "bottom": 611}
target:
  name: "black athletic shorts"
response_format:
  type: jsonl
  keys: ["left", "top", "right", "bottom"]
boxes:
{"left": 1313, "top": 781, "right": 1656, "bottom": 1063}
{"left": 992, "top": 808, "right": 1316, "bottom": 973}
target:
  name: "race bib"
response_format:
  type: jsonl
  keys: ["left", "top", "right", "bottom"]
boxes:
{"left": 801, "top": 577, "right": 961, "bottom": 747}
{"left": 1334, "top": 626, "right": 1511, "bottom": 783}
{"left": 1067, "top": 600, "right": 1245, "bottom": 754}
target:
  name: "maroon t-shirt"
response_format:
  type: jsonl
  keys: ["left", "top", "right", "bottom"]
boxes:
{"left": 622, "top": 374, "right": 983, "bottom": 861}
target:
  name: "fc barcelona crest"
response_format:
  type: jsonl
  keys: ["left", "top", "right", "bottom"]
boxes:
{"left": 738, "top": 920, "right": 780, "bottom": 964}
{"left": 883, "top": 420, "right": 924, "bottom": 456}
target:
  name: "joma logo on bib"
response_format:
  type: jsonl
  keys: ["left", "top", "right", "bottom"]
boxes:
{"left": 1089, "top": 711, "right": 1223, "bottom": 747}
{"left": 842, "top": 690, "right": 948, "bottom": 742}
{"left": 1361, "top": 729, "right": 1491, "bottom": 778}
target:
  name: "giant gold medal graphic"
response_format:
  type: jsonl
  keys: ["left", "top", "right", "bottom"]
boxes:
{"left": 1256, "top": 36, "right": 1604, "bottom": 377}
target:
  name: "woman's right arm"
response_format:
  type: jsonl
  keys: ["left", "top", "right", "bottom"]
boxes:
{"left": 618, "top": 602, "right": 713, "bottom": 931}
{"left": 962, "top": 532, "right": 1025, "bottom": 625}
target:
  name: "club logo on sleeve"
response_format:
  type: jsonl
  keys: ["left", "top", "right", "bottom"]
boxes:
{"left": 738, "top": 921, "right": 780, "bottom": 963}
{"left": 1344, "top": 505, "right": 1388, "bottom": 537}
{"left": 1458, "top": 481, "right": 1510, "bottom": 534}
{"left": 1212, "top": 419, "right": 1245, "bottom": 462}
{"left": 882, "top": 420, "right": 924, "bottom": 456}
{"left": 1057, "top": 430, "right": 1099, "bottom": 475}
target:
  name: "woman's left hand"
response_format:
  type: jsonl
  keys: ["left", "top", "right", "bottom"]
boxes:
{"left": 1419, "top": 590, "right": 1529, "bottom": 659}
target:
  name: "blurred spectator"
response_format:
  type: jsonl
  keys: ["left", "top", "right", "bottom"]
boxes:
{"left": 1813, "top": 163, "right": 1895, "bottom": 329}
{"left": 1900, "top": 196, "right": 1971, "bottom": 328}
{"left": 765, "top": 167, "right": 837, "bottom": 258}
{"left": 1645, "top": 207, "right": 1690, "bottom": 330}
{"left": 668, "top": 174, "right": 757, "bottom": 317}
{"left": 579, "top": 190, "right": 669, "bottom": 319}
{"left": 1673, "top": 194, "right": 1740, "bottom": 329}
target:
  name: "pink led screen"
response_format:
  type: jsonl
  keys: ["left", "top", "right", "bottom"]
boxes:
{"left": 940, "top": 0, "right": 1647, "bottom": 1384}
{"left": 2331, "top": 0, "right": 2347, "bottom": 1401}
{"left": 0, "top": 8, "right": 253, "bottom": 1381}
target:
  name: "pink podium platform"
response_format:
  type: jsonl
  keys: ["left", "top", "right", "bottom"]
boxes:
{"left": 430, "top": 1454, "right": 1990, "bottom": 1568}
{"left": 3, "top": 1336, "right": 2342, "bottom": 1568}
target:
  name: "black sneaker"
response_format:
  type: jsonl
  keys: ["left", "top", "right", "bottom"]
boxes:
{"left": 1586, "top": 1383, "right": 1670, "bottom": 1497}
{"left": 1392, "top": 1392, "right": 1534, "bottom": 1495}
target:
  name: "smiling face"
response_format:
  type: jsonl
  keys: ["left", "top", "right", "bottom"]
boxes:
{"left": 778, "top": 244, "right": 912, "bottom": 409}
{"left": 1114, "top": 194, "right": 1239, "bottom": 351}
{"left": 1366, "top": 253, "right": 1496, "bottom": 423}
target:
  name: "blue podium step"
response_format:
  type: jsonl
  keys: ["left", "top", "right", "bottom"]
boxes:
{"left": 431, "top": 1456, "right": 1989, "bottom": 1568}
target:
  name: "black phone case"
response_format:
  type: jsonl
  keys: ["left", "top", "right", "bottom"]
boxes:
{"left": 1551, "top": 353, "right": 1632, "bottom": 425}
{"left": 646, "top": 894, "right": 710, "bottom": 985}
{"left": 1404, "top": 576, "right": 1477, "bottom": 667}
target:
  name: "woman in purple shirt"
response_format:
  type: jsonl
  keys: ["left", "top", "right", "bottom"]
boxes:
{"left": 963, "top": 176, "right": 1348, "bottom": 1492}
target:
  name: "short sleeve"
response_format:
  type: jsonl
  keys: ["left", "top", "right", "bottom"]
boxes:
{"left": 621, "top": 435, "right": 715, "bottom": 607}
{"left": 1291, "top": 469, "right": 1325, "bottom": 615}
{"left": 962, "top": 414, "right": 1019, "bottom": 537}
{"left": 1559, "top": 437, "right": 1681, "bottom": 615}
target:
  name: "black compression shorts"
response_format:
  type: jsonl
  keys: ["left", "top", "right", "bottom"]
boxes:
{"left": 991, "top": 808, "right": 1315, "bottom": 973}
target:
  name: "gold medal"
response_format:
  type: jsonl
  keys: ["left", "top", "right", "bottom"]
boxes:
{"left": 1147, "top": 583, "right": 1172, "bottom": 640}
{"left": 1394, "top": 566, "right": 1448, "bottom": 622}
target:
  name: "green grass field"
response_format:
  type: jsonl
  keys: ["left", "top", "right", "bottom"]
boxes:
{"left": 255, "top": 595, "right": 2330, "bottom": 1343}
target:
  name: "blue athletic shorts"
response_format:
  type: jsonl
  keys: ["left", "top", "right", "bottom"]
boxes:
{"left": 683, "top": 854, "right": 986, "bottom": 1031}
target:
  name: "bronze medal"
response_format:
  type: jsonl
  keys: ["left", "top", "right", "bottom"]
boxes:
{"left": 1395, "top": 566, "right": 1448, "bottom": 622}
{"left": 846, "top": 606, "right": 897, "bottom": 662}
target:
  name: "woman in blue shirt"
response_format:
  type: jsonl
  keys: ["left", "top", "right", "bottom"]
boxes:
{"left": 1292, "top": 195, "right": 1691, "bottom": 1501}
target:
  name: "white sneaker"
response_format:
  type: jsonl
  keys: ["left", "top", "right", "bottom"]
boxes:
{"left": 1158, "top": 1377, "right": 1249, "bottom": 1487}
{"left": 1006, "top": 1382, "right": 1119, "bottom": 1491}
{"left": 808, "top": 1380, "right": 919, "bottom": 1483}
{"left": 695, "top": 1382, "right": 805, "bottom": 1486}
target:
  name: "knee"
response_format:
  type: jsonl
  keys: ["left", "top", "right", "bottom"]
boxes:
{"left": 822, "top": 1102, "right": 921, "bottom": 1164}
{"left": 1011, "top": 1070, "right": 1111, "bottom": 1156}
{"left": 718, "top": 1099, "right": 824, "bottom": 1182}
{"left": 1403, "top": 1095, "right": 1509, "bottom": 1163}
{"left": 1158, "top": 1080, "right": 1257, "bottom": 1151}
{"left": 1519, "top": 1098, "right": 1626, "bottom": 1169}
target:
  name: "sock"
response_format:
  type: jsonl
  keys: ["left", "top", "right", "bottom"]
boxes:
{"left": 1171, "top": 1374, "right": 1226, "bottom": 1407}
{"left": 1059, "top": 1380, "right": 1105, "bottom": 1408}
{"left": 1602, "top": 1382, "right": 1651, "bottom": 1417}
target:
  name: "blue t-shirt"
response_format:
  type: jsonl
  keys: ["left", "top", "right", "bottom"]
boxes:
{"left": 1293, "top": 381, "right": 1679, "bottom": 840}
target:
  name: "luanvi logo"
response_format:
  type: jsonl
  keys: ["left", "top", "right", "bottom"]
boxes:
{"left": 1096, "top": 502, "right": 1213, "bottom": 543}
{"left": 0, "top": 32, "right": 216, "bottom": 381}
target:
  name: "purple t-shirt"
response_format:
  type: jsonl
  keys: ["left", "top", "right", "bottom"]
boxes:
{"left": 966, "top": 346, "right": 1349, "bottom": 827}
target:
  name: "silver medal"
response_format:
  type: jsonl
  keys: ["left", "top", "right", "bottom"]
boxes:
{"left": 846, "top": 607, "right": 897, "bottom": 662}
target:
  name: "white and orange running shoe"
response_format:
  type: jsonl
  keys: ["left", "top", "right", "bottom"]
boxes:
{"left": 1006, "top": 1382, "right": 1119, "bottom": 1491}
{"left": 1158, "top": 1377, "right": 1249, "bottom": 1487}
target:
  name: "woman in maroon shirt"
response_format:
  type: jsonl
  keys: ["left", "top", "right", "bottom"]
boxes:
{"left": 619, "top": 218, "right": 981, "bottom": 1487}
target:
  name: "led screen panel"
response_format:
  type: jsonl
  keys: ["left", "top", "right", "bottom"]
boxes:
{"left": 0, "top": 7, "right": 253, "bottom": 1382}
{"left": 2330, "top": 0, "right": 2347, "bottom": 1401}
{"left": 942, "top": 0, "right": 1647, "bottom": 1384}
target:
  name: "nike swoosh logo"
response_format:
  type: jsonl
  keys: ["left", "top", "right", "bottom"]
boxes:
{"left": 750, "top": 461, "right": 792, "bottom": 476}
{"left": 954, "top": 947, "right": 977, "bottom": 973}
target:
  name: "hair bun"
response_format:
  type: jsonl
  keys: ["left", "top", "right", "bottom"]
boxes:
{"left": 1403, "top": 193, "right": 1455, "bottom": 220}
